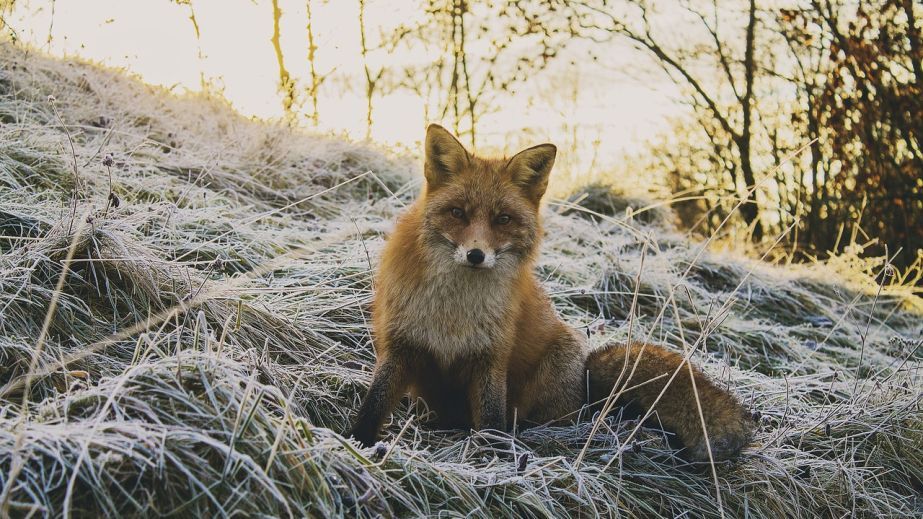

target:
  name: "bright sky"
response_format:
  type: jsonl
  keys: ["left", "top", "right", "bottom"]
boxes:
{"left": 6, "top": 0, "right": 684, "bottom": 184}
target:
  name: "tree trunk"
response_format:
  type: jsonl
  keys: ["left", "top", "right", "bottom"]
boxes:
{"left": 306, "top": 0, "right": 320, "bottom": 126}
{"left": 359, "top": 0, "right": 374, "bottom": 140}
{"left": 736, "top": 138, "right": 763, "bottom": 240}
{"left": 739, "top": 0, "right": 763, "bottom": 241}
{"left": 271, "top": 0, "right": 296, "bottom": 119}
{"left": 186, "top": 1, "right": 207, "bottom": 92}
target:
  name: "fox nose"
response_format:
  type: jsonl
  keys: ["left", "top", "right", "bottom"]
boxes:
{"left": 466, "top": 248, "right": 485, "bottom": 265}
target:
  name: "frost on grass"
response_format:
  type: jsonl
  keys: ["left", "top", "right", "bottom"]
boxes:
{"left": 0, "top": 43, "right": 921, "bottom": 518}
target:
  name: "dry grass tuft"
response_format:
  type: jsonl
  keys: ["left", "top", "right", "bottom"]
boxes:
{"left": 1, "top": 43, "right": 921, "bottom": 517}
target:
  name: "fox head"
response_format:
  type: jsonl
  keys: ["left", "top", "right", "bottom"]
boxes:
{"left": 418, "top": 124, "right": 556, "bottom": 273}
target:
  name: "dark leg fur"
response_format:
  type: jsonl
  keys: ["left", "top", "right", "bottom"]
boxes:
{"left": 469, "top": 364, "right": 507, "bottom": 431}
{"left": 348, "top": 357, "right": 407, "bottom": 447}
{"left": 586, "top": 342, "right": 753, "bottom": 462}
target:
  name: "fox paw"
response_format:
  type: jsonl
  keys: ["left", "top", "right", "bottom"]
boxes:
{"left": 347, "top": 423, "right": 379, "bottom": 448}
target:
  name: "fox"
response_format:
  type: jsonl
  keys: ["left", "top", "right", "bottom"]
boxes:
{"left": 347, "top": 124, "right": 754, "bottom": 462}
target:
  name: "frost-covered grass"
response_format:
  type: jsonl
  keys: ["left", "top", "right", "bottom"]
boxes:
{"left": 0, "top": 43, "right": 921, "bottom": 518}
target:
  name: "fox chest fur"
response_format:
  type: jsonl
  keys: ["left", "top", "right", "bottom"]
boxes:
{"left": 382, "top": 263, "right": 515, "bottom": 368}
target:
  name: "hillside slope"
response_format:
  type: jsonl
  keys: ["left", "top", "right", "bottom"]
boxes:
{"left": 0, "top": 43, "right": 921, "bottom": 517}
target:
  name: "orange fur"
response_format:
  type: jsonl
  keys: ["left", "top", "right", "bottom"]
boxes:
{"left": 348, "top": 125, "right": 753, "bottom": 462}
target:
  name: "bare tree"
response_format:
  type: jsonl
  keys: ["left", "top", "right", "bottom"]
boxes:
{"left": 305, "top": 0, "right": 323, "bottom": 126}
{"left": 358, "top": 0, "right": 384, "bottom": 139}
{"left": 0, "top": 0, "right": 20, "bottom": 39}
{"left": 45, "top": 0, "right": 55, "bottom": 50}
{"left": 271, "top": 0, "right": 297, "bottom": 120}
{"left": 173, "top": 0, "right": 208, "bottom": 92}
{"left": 597, "top": 0, "right": 921, "bottom": 271}
{"left": 571, "top": 0, "right": 766, "bottom": 239}
{"left": 392, "top": 0, "right": 579, "bottom": 149}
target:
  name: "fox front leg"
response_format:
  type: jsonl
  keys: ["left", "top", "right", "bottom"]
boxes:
{"left": 348, "top": 356, "right": 408, "bottom": 447}
{"left": 469, "top": 363, "right": 508, "bottom": 432}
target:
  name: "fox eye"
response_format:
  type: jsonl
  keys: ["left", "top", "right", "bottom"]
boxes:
{"left": 496, "top": 214, "right": 511, "bottom": 225}
{"left": 450, "top": 207, "right": 465, "bottom": 219}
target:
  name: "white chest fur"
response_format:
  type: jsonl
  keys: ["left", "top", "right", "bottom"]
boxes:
{"left": 389, "top": 266, "right": 511, "bottom": 367}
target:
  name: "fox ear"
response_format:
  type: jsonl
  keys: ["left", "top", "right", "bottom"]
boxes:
{"left": 507, "top": 143, "right": 556, "bottom": 203}
{"left": 424, "top": 124, "right": 469, "bottom": 187}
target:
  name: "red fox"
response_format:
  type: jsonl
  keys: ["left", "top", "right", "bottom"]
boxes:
{"left": 348, "top": 124, "right": 753, "bottom": 462}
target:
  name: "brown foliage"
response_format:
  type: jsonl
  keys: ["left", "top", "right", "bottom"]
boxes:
{"left": 780, "top": 0, "right": 923, "bottom": 270}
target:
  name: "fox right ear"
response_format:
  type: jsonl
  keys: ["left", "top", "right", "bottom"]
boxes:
{"left": 507, "top": 143, "right": 556, "bottom": 204}
{"left": 424, "top": 124, "right": 469, "bottom": 187}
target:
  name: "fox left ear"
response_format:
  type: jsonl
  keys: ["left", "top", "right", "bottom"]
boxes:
{"left": 424, "top": 124, "right": 469, "bottom": 189}
{"left": 507, "top": 143, "right": 556, "bottom": 203}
